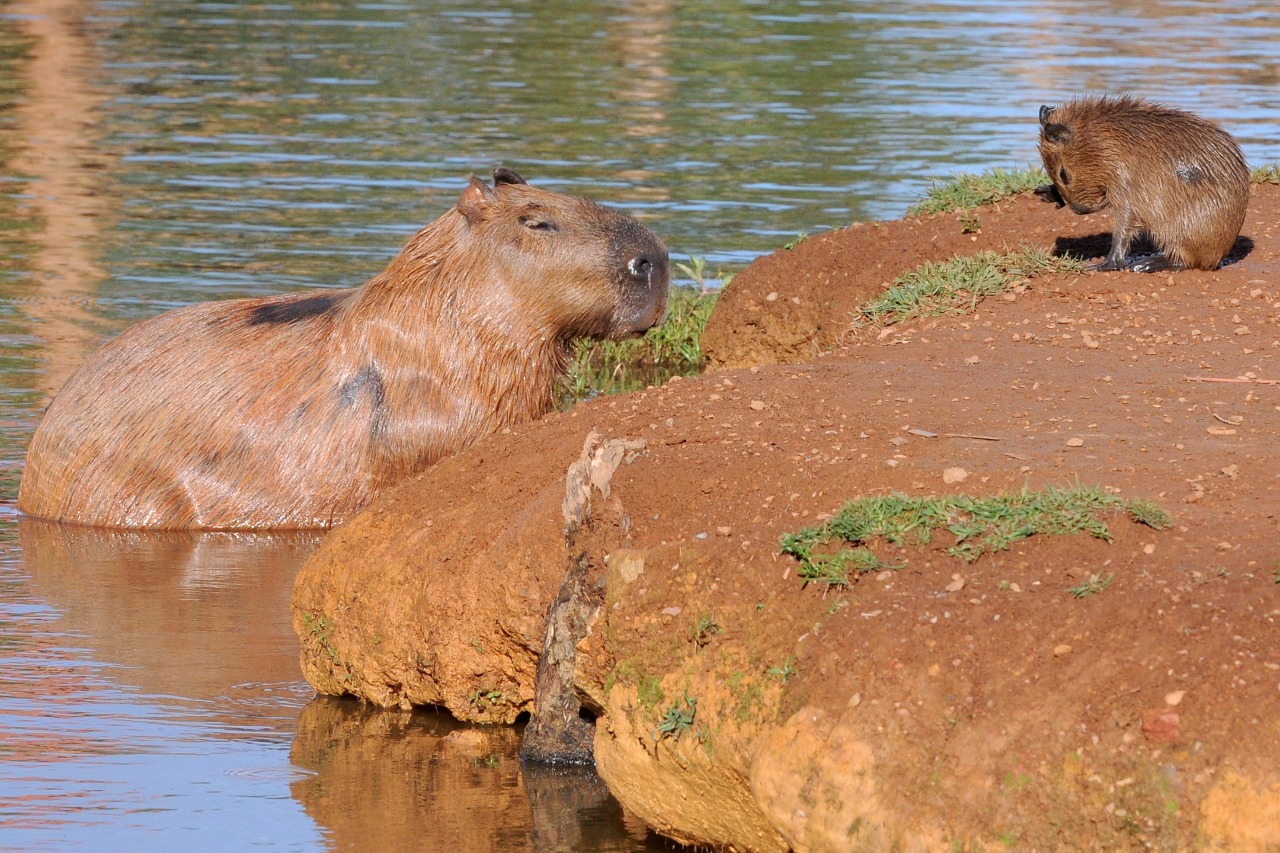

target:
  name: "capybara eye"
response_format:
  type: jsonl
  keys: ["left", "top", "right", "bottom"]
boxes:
{"left": 519, "top": 214, "right": 557, "bottom": 232}
{"left": 1058, "top": 166, "right": 1071, "bottom": 186}
{"left": 629, "top": 257, "right": 653, "bottom": 277}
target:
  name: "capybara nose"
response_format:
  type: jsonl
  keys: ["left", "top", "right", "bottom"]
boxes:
{"left": 628, "top": 254, "right": 656, "bottom": 281}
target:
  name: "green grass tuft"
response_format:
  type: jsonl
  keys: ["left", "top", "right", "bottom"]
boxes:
{"left": 854, "top": 245, "right": 1084, "bottom": 328}
{"left": 1068, "top": 573, "right": 1114, "bottom": 598}
{"left": 908, "top": 166, "right": 1049, "bottom": 216}
{"left": 562, "top": 285, "right": 719, "bottom": 405}
{"left": 652, "top": 694, "right": 696, "bottom": 742}
{"left": 1250, "top": 164, "right": 1280, "bottom": 184}
{"left": 781, "top": 484, "right": 1170, "bottom": 587}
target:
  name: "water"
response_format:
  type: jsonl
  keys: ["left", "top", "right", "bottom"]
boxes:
{"left": 0, "top": 0, "right": 1277, "bottom": 848}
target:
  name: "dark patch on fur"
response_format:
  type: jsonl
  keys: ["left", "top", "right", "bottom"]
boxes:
{"left": 1176, "top": 162, "right": 1204, "bottom": 184}
{"left": 339, "top": 365, "right": 386, "bottom": 409}
{"left": 248, "top": 293, "right": 343, "bottom": 326}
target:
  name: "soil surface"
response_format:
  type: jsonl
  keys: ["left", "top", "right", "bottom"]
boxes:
{"left": 294, "top": 184, "right": 1280, "bottom": 851}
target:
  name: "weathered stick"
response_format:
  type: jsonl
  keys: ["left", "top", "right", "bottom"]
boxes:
{"left": 1183, "top": 375, "right": 1280, "bottom": 385}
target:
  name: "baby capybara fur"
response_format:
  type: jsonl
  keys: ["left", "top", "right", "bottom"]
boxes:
{"left": 18, "top": 168, "right": 669, "bottom": 529}
{"left": 1038, "top": 94, "right": 1249, "bottom": 272}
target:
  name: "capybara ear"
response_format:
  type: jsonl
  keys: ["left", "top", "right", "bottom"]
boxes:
{"left": 1039, "top": 104, "right": 1055, "bottom": 126}
{"left": 458, "top": 175, "right": 497, "bottom": 223}
{"left": 492, "top": 167, "right": 527, "bottom": 187}
{"left": 1042, "top": 122, "right": 1072, "bottom": 145}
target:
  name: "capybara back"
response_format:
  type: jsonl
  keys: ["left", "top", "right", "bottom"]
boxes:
{"left": 18, "top": 169, "right": 669, "bottom": 529}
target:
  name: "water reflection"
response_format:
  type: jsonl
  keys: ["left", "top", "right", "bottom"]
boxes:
{"left": 0, "top": 520, "right": 324, "bottom": 850}
{"left": 5, "top": 518, "right": 671, "bottom": 850}
{"left": 292, "top": 698, "right": 664, "bottom": 852}
{"left": 6, "top": 0, "right": 115, "bottom": 402}
{"left": 18, "top": 518, "right": 320, "bottom": 719}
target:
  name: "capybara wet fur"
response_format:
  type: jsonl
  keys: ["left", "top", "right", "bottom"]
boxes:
{"left": 18, "top": 168, "right": 670, "bottom": 529}
{"left": 1037, "top": 94, "right": 1249, "bottom": 272}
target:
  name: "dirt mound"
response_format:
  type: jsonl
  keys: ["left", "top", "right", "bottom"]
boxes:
{"left": 294, "top": 184, "right": 1280, "bottom": 851}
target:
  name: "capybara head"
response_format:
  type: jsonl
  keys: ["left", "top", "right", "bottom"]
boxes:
{"left": 444, "top": 168, "right": 669, "bottom": 341}
{"left": 1038, "top": 101, "right": 1112, "bottom": 215}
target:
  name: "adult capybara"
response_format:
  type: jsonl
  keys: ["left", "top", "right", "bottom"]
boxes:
{"left": 18, "top": 168, "right": 669, "bottom": 529}
{"left": 1037, "top": 94, "right": 1249, "bottom": 272}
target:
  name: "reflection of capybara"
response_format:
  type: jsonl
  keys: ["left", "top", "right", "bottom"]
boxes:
{"left": 1037, "top": 95, "right": 1249, "bottom": 272}
{"left": 19, "top": 168, "right": 670, "bottom": 530}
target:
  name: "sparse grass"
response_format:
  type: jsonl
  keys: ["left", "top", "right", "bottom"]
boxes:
{"left": 1251, "top": 164, "right": 1280, "bottom": 184}
{"left": 908, "top": 165, "right": 1049, "bottom": 216}
{"left": 853, "top": 245, "right": 1085, "bottom": 328}
{"left": 674, "top": 254, "right": 734, "bottom": 291}
{"left": 652, "top": 693, "right": 696, "bottom": 742}
{"left": 470, "top": 688, "right": 504, "bottom": 709}
{"left": 783, "top": 233, "right": 808, "bottom": 250}
{"left": 691, "top": 614, "right": 722, "bottom": 648}
{"left": 780, "top": 484, "right": 1170, "bottom": 587}
{"left": 562, "top": 284, "right": 719, "bottom": 404}
{"left": 766, "top": 658, "right": 796, "bottom": 683}
{"left": 1068, "top": 573, "right": 1114, "bottom": 598}
{"left": 301, "top": 612, "right": 353, "bottom": 682}
{"left": 636, "top": 673, "right": 664, "bottom": 713}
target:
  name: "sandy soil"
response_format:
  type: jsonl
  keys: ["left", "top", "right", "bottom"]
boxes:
{"left": 294, "top": 183, "right": 1280, "bottom": 851}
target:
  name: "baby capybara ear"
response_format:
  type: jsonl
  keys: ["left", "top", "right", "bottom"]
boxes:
{"left": 457, "top": 175, "right": 497, "bottom": 223}
{"left": 492, "top": 167, "right": 527, "bottom": 186}
{"left": 1039, "top": 105, "right": 1072, "bottom": 144}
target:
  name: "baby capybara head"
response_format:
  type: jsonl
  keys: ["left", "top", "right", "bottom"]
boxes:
{"left": 439, "top": 168, "right": 669, "bottom": 342}
{"left": 1038, "top": 101, "right": 1114, "bottom": 216}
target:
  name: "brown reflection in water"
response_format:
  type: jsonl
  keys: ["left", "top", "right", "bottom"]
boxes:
{"left": 609, "top": 0, "right": 674, "bottom": 204}
{"left": 291, "top": 698, "right": 663, "bottom": 852}
{"left": 9, "top": 0, "right": 116, "bottom": 402}
{"left": 18, "top": 517, "right": 322, "bottom": 728}
{"left": 611, "top": 0, "right": 674, "bottom": 142}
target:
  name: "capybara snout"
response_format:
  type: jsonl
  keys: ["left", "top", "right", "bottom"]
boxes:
{"left": 457, "top": 168, "right": 669, "bottom": 340}
{"left": 18, "top": 168, "right": 670, "bottom": 530}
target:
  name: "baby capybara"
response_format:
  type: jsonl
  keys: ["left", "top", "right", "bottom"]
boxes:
{"left": 1037, "top": 94, "right": 1249, "bottom": 272}
{"left": 18, "top": 168, "right": 670, "bottom": 529}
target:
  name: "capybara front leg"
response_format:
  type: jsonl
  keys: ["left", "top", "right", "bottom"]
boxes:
{"left": 1092, "top": 208, "right": 1135, "bottom": 271}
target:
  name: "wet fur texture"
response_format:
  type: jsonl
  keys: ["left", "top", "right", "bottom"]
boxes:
{"left": 1038, "top": 94, "right": 1249, "bottom": 272}
{"left": 18, "top": 170, "right": 669, "bottom": 529}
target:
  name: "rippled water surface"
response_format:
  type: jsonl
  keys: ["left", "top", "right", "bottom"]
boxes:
{"left": 1, "top": 0, "right": 1278, "bottom": 848}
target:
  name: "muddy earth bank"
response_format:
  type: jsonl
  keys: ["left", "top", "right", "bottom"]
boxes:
{"left": 293, "top": 185, "right": 1280, "bottom": 851}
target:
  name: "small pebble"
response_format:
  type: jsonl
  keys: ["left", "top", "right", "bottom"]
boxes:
{"left": 942, "top": 467, "right": 968, "bottom": 485}
{"left": 1066, "top": 437, "right": 1084, "bottom": 447}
